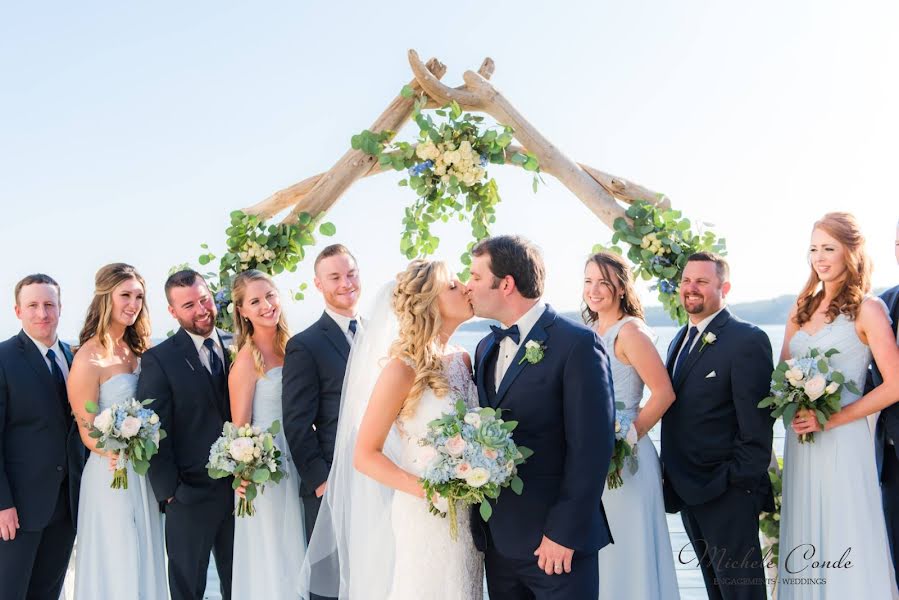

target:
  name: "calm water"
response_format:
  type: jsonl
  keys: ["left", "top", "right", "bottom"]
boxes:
{"left": 197, "top": 323, "right": 788, "bottom": 599}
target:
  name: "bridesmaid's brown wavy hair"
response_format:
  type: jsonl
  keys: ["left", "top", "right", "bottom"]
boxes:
{"left": 582, "top": 251, "right": 645, "bottom": 325}
{"left": 794, "top": 212, "right": 872, "bottom": 326}
{"left": 78, "top": 263, "right": 151, "bottom": 355}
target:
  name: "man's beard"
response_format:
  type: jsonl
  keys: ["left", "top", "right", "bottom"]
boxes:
{"left": 180, "top": 314, "right": 216, "bottom": 336}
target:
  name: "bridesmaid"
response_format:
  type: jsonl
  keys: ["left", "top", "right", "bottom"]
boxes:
{"left": 583, "top": 252, "right": 680, "bottom": 599}
{"left": 779, "top": 213, "right": 899, "bottom": 598}
{"left": 67, "top": 263, "right": 166, "bottom": 598}
{"left": 229, "top": 270, "right": 306, "bottom": 599}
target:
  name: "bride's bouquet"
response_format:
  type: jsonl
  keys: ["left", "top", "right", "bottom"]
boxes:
{"left": 758, "top": 347, "right": 860, "bottom": 443}
{"left": 206, "top": 421, "right": 285, "bottom": 517}
{"left": 419, "top": 400, "right": 533, "bottom": 540}
{"left": 607, "top": 402, "right": 639, "bottom": 490}
{"left": 85, "top": 398, "right": 166, "bottom": 490}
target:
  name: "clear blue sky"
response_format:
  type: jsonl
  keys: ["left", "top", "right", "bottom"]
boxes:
{"left": 2, "top": 1, "right": 897, "bottom": 339}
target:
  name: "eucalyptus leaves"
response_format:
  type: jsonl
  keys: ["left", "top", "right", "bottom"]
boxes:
{"left": 188, "top": 210, "right": 336, "bottom": 330}
{"left": 595, "top": 200, "right": 727, "bottom": 325}
{"left": 353, "top": 88, "right": 540, "bottom": 280}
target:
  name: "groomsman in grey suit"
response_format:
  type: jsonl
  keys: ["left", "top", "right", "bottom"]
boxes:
{"left": 283, "top": 244, "right": 361, "bottom": 600}
{"left": 0, "top": 274, "right": 85, "bottom": 600}
{"left": 871, "top": 220, "right": 899, "bottom": 581}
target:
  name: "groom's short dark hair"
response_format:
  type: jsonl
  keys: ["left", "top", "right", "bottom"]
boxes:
{"left": 471, "top": 235, "right": 544, "bottom": 299}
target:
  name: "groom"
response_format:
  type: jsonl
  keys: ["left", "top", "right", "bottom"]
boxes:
{"left": 139, "top": 270, "right": 234, "bottom": 600}
{"left": 466, "top": 235, "right": 615, "bottom": 599}
{"left": 661, "top": 252, "right": 774, "bottom": 600}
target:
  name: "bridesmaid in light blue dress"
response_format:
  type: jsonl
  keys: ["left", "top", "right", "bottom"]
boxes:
{"left": 583, "top": 252, "right": 680, "bottom": 599}
{"left": 67, "top": 263, "right": 166, "bottom": 599}
{"left": 780, "top": 213, "right": 899, "bottom": 599}
{"left": 229, "top": 270, "right": 306, "bottom": 599}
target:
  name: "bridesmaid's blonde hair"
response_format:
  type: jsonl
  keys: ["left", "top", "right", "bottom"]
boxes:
{"left": 232, "top": 270, "right": 290, "bottom": 376}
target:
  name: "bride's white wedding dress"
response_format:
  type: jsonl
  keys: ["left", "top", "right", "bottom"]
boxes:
{"left": 299, "top": 284, "right": 484, "bottom": 600}
{"left": 388, "top": 350, "right": 484, "bottom": 600}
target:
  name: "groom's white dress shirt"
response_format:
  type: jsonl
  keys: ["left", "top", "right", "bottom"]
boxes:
{"left": 494, "top": 301, "right": 546, "bottom": 391}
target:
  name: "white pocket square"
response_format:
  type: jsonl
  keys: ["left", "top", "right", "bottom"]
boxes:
{"left": 705, "top": 370, "right": 717, "bottom": 379}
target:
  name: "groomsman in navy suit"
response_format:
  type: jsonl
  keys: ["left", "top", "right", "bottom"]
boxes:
{"left": 0, "top": 274, "right": 85, "bottom": 600}
{"left": 661, "top": 253, "right": 774, "bottom": 600}
{"left": 283, "top": 244, "right": 360, "bottom": 600}
{"left": 871, "top": 220, "right": 899, "bottom": 581}
{"left": 139, "top": 270, "right": 234, "bottom": 600}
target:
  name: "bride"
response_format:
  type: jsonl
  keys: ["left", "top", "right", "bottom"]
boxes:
{"left": 301, "top": 259, "right": 484, "bottom": 599}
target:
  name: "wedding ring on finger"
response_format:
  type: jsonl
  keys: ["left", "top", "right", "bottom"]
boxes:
{"left": 554, "top": 563, "right": 563, "bottom": 573}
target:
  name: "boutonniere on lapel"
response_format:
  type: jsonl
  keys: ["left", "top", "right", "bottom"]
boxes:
{"left": 699, "top": 332, "right": 717, "bottom": 352}
{"left": 518, "top": 340, "right": 546, "bottom": 365}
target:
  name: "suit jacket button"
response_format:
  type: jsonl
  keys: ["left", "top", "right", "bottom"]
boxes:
{"left": 56, "top": 465, "right": 64, "bottom": 472}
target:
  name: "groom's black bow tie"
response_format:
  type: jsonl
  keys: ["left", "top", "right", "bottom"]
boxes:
{"left": 490, "top": 324, "right": 520, "bottom": 345}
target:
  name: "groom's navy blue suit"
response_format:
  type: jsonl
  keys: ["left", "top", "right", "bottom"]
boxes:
{"left": 868, "top": 285, "right": 899, "bottom": 582}
{"left": 472, "top": 305, "right": 615, "bottom": 599}
{"left": 661, "top": 308, "right": 774, "bottom": 600}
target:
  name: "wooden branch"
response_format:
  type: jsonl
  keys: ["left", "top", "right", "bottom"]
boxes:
{"left": 242, "top": 57, "right": 447, "bottom": 223}
{"left": 406, "top": 50, "right": 629, "bottom": 229}
{"left": 244, "top": 51, "right": 669, "bottom": 237}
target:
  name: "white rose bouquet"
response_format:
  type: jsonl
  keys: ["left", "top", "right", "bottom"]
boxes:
{"left": 758, "top": 347, "right": 860, "bottom": 443}
{"left": 419, "top": 400, "right": 533, "bottom": 540}
{"left": 85, "top": 398, "right": 166, "bottom": 490}
{"left": 607, "top": 402, "right": 639, "bottom": 490}
{"left": 206, "top": 421, "right": 285, "bottom": 517}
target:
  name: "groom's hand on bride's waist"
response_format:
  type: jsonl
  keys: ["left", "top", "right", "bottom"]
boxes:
{"left": 534, "top": 535, "right": 573, "bottom": 575}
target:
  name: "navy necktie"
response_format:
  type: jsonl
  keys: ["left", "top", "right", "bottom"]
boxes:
{"left": 674, "top": 326, "right": 698, "bottom": 377}
{"left": 490, "top": 324, "right": 520, "bottom": 345}
{"left": 348, "top": 319, "right": 358, "bottom": 339}
{"left": 46, "top": 348, "right": 69, "bottom": 412}
{"left": 203, "top": 338, "right": 224, "bottom": 379}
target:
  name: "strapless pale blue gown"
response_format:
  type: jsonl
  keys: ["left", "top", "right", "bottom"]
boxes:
{"left": 779, "top": 314, "right": 899, "bottom": 598}
{"left": 231, "top": 367, "right": 306, "bottom": 599}
{"left": 73, "top": 371, "right": 167, "bottom": 599}
{"left": 597, "top": 317, "right": 680, "bottom": 599}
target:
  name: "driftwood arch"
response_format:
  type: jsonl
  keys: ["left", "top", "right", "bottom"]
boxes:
{"left": 241, "top": 50, "right": 670, "bottom": 227}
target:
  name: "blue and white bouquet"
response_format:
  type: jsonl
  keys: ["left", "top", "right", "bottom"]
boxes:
{"left": 607, "top": 402, "right": 639, "bottom": 490}
{"left": 758, "top": 347, "right": 860, "bottom": 443}
{"left": 206, "top": 421, "right": 285, "bottom": 517}
{"left": 85, "top": 398, "right": 166, "bottom": 490}
{"left": 419, "top": 400, "right": 533, "bottom": 540}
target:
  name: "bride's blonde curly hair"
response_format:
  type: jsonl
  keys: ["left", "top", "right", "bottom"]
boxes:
{"left": 390, "top": 259, "right": 452, "bottom": 419}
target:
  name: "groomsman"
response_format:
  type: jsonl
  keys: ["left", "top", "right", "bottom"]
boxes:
{"left": 139, "top": 270, "right": 234, "bottom": 600}
{"left": 283, "top": 244, "right": 361, "bottom": 599}
{"left": 661, "top": 253, "right": 774, "bottom": 600}
{"left": 872, "top": 220, "right": 899, "bottom": 581}
{"left": 0, "top": 274, "right": 85, "bottom": 600}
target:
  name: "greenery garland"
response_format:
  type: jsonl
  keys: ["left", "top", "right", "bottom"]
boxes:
{"left": 178, "top": 210, "right": 335, "bottom": 330}
{"left": 594, "top": 200, "right": 727, "bottom": 325}
{"left": 352, "top": 88, "right": 541, "bottom": 280}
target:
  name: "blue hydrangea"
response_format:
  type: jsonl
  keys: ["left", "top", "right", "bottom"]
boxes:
{"left": 658, "top": 279, "right": 677, "bottom": 294}
{"left": 409, "top": 160, "right": 433, "bottom": 176}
